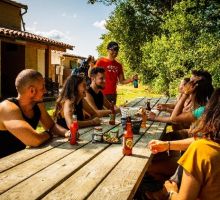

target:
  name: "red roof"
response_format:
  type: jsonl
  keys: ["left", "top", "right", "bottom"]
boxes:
{"left": 0, "top": 27, "right": 74, "bottom": 50}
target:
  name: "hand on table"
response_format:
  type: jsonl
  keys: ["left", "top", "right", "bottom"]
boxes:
{"left": 147, "top": 111, "right": 156, "bottom": 121}
{"left": 64, "top": 130, "right": 71, "bottom": 138}
{"left": 157, "top": 104, "right": 167, "bottom": 111}
{"left": 148, "top": 140, "right": 168, "bottom": 154}
{"left": 92, "top": 117, "right": 101, "bottom": 125}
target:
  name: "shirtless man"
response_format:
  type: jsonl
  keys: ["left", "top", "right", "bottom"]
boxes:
{"left": 0, "top": 69, "right": 69, "bottom": 158}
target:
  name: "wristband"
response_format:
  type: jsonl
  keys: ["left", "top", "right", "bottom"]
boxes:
{"left": 167, "top": 141, "right": 170, "bottom": 156}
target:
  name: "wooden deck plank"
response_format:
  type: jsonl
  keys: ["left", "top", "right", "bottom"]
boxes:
{"left": 87, "top": 121, "right": 167, "bottom": 200}
{"left": 42, "top": 98, "right": 167, "bottom": 200}
{"left": 42, "top": 128, "right": 146, "bottom": 200}
{"left": 0, "top": 117, "right": 126, "bottom": 196}
{"left": 87, "top": 98, "right": 169, "bottom": 200}
{"left": 0, "top": 127, "right": 92, "bottom": 173}
{"left": 0, "top": 97, "right": 166, "bottom": 199}
{"left": 0, "top": 125, "right": 126, "bottom": 200}
{"left": 0, "top": 97, "right": 142, "bottom": 174}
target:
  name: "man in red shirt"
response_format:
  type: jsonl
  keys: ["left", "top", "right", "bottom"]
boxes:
{"left": 94, "top": 41, "right": 137, "bottom": 104}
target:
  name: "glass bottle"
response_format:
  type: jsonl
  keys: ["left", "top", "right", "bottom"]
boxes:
{"left": 123, "top": 115, "right": 133, "bottom": 156}
{"left": 70, "top": 115, "right": 78, "bottom": 145}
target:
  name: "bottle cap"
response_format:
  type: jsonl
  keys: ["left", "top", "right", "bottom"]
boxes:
{"left": 72, "top": 114, "right": 77, "bottom": 120}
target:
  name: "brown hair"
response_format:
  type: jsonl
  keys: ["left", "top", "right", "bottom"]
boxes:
{"left": 53, "top": 74, "right": 85, "bottom": 119}
{"left": 15, "top": 69, "right": 43, "bottom": 94}
{"left": 190, "top": 88, "right": 220, "bottom": 143}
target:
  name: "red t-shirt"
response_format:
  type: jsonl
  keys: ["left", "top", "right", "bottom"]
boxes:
{"left": 95, "top": 57, "right": 123, "bottom": 95}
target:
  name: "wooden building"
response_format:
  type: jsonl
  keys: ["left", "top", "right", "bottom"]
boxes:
{"left": 0, "top": 0, "right": 73, "bottom": 98}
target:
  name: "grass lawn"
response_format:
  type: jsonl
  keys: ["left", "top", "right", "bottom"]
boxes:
{"left": 116, "top": 83, "right": 161, "bottom": 106}
{"left": 37, "top": 84, "right": 161, "bottom": 132}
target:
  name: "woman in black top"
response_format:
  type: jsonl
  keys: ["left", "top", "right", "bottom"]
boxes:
{"left": 54, "top": 75, "right": 101, "bottom": 128}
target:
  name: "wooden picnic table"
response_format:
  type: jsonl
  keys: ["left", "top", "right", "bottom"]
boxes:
{"left": 0, "top": 97, "right": 174, "bottom": 200}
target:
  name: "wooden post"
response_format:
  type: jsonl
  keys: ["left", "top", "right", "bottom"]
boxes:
{"left": 45, "top": 46, "right": 51, "bottom": 78}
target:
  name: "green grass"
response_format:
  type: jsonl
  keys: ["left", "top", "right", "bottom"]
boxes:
{"left": 116, "top": 83, "right": 161, "bottom": 106}
{"left": 37, "top": 84, "right": 160, "bottom": 132}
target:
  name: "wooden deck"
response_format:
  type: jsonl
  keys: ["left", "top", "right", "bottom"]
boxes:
{"left": 0, "top": 97, "right": 174, "bottom": 200}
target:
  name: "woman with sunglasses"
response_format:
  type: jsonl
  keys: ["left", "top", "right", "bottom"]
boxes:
{"left": 54, "top": 74, "right": 101, "bottom": 128}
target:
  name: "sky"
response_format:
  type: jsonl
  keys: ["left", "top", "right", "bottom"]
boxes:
{"left": 19, "top": 0, "right": 115, "bottom": 58}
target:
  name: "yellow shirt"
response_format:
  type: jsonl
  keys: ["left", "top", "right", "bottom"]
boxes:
{"left": 178, "top": 139, "right": 220, "bottom": 200}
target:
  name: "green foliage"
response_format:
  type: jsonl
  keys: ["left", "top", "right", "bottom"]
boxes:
{"left": 91, "top": 0, "right": 220, "bottom": 96}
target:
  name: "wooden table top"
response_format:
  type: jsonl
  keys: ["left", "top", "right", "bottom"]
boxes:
{"left": 0, "top": 97, "right": 175, "bottom": 200}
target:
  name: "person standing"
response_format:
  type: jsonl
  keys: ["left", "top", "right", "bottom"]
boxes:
{"left": 91, "top": 41, "right": 137, "bottom": 104}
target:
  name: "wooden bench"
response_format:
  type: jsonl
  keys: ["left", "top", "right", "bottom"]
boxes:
{"left": 0, "top": 97, "right": 172, "bottom": 200}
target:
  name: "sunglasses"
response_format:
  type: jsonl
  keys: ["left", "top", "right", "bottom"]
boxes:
{"left": 109, "top": 47, "right": 119, "bottom": 52}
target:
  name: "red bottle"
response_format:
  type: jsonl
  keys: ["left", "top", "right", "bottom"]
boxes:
{"left": 123, "top": 116, "right": 133, "bottom": 156}
{"left": 70, "top": 115, "right": 78, "bottom": 145}
{"left": 109, "top": 101, "right": 116, "bottom": 125}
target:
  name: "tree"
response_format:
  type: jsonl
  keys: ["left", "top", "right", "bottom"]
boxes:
{"left": 142, "top": 0, "right": 220, "bottom": 95}
{"left": 89, "top": 0, "right": 220, "bottom": 95}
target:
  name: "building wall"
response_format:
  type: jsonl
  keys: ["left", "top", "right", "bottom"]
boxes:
{"left": 0, "top": 2, "right": 21, "bottom": 30}
{"left": 25, "top": 45, "right": 38, "bottom": 70}
{"left": 63, "top": 56, "right": 79, "bottom": 69}
{"left": 37, "top": 49, "right": 45, "bottom": 77}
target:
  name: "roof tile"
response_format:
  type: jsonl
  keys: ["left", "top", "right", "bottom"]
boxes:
{"left": 0, "top": 27, "right": 73, "bottom": 50}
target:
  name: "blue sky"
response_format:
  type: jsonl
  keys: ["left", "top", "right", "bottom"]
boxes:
{"left": 19, "top": 0, "right": 115, "bottom": 57}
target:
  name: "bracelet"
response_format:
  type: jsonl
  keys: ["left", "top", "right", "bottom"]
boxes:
{"left": 168, "top": 190, "right": 177, "bottom": 200}
{"left": 167, "top": 141, "right": 170, "bottom": 156}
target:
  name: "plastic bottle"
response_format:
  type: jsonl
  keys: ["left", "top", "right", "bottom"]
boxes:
{"left": 70, "top": 115, "right": 78, "bottom": 145}
{"left": 123, "top": 115, "right": 133, "bottom": 156}
{"left": 133, "top": 78, "right": 138, "bottom": 88}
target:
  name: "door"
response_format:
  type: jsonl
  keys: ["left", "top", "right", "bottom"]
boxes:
{"left": 1, "top": 42, "right": 25, "bottom": 98}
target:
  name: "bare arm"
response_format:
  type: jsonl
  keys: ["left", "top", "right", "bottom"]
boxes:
{"left": 165, "top": 169, "right": 200, "bottom": 200}
{"left": 148, "top": 137, "right": 195, "bottom": 154}
{"left": 38, "top": 103, "right": 69, "bottom": 137}
{"left": 149, "top": 105, "right": 195, "bottom": 125}
{"left": 63, "top": 99, "right": 101, "bottom": 128}
{"left": 170, "top": 94, "right": 189, "bottom": 121}
{"left": 85, "top": 92, "right": 111, "bottom": 117}
{"left": 0, "top": 101, "right": 49, "bottom": 147}
{"left": 118, "top": 71, "right": 133, "bottom": 85}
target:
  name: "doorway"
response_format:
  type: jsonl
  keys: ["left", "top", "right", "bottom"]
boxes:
{"left": 1, "top": 42, "right": 25, "bottom": 98}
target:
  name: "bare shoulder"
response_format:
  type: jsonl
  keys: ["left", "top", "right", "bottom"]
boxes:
{"left": 0, "top": 100, "right": 20, "bottom": 115}
{"left": 0, "top": 100, "right": 22, "bottom": 123}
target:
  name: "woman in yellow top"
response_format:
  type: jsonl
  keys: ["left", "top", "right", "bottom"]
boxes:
{"left": 165, "top": 88, "right": 220, "bottom": 200}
